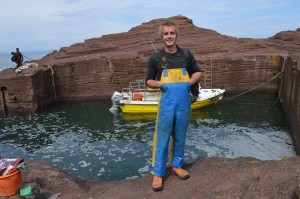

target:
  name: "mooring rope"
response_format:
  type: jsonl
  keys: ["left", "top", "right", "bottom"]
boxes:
{"left": 48, "top": 66, "right": 57, "bottom": 100}
{"left": 22, "top": 54, "right": 34, "bottom": 61}
{"left": 273, "top": 57, "right": 288, "bottom": 105}
{"left": 224, "top": 56, "right": 287, "bottom": 102}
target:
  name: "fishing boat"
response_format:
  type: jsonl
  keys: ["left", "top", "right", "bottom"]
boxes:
{"left": 110, "top": 80, "right": 225, "bottom": 114}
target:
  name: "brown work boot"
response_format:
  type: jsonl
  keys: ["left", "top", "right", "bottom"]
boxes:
{"left": 172, "top": 167, "right": 190, "bottom": 180}
{"left": 152, "top": 176, "right": 163, "bottom": 192}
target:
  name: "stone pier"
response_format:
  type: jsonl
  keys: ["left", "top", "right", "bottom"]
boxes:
{"left": 280, "top": 56, "right": 300, "bottom": 154}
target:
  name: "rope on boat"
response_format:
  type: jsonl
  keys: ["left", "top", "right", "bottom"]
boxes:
{"left": 223, "top": 56, "right": 287, "bottom": 102}
{"left": 48, "top": 66, "right": 57, "bottom": 100}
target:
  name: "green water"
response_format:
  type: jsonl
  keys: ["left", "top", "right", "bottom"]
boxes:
{"left": 0, "top": 94, "right": 296, "bottom": 181}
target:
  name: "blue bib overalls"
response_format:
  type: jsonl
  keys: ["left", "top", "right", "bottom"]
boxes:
{"left": 150, "top": 67, "right": 191, "bottom": 176}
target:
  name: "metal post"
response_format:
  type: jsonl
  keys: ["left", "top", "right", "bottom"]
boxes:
{"left": 1, "top": 86, "right": 8, "bottom": 116}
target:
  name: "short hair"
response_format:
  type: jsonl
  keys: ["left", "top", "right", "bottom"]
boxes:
{"left": 158, "top": 20, "right": 179, "bottom": 38}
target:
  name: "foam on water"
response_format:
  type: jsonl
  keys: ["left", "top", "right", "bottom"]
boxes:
{"left": 0, "top": 96, "right": 296, "bottom": 181}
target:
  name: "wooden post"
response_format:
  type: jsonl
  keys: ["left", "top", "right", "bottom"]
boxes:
{"left": 1, "top": 86, "right": 8, "bottom": 116}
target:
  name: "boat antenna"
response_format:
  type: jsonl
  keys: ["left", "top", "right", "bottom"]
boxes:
{"left": 149, "top": 37, "right": 157, "bottom": 52}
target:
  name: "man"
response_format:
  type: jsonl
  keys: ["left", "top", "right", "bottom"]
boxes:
{"left": 146, "top": 20, "right": 202, "bottom": 191}
{"left": 11, "top": 48, "right": 23, "bottom": 68}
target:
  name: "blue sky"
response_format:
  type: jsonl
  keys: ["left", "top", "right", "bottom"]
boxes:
{"left": 0, "top": 0, "right": 299, "bottom": 52}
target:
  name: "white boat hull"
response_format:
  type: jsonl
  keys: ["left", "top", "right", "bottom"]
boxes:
{"left": 110, "top": 88, "right": 225, "bottom": 114}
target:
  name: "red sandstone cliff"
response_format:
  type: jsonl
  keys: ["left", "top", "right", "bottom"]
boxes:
{"left": 1, "top": 15, "right": 300, "bottom": 114}
{"left": 25, "top": 15, "right": 300, "bottom": 97}
{"left": 1, "top": 16, "right": 300, "bottom": 199}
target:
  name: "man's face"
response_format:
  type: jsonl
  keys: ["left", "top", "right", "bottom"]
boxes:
{"left": 162, "top": 25, "right": 177, "bottom": 48}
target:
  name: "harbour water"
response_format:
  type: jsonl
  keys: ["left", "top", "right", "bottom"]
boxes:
{"left": 0, "top": 94, "right": 296, "bottom": 181}
{"left": 0, "top": 50, "right": 51, "bottom": 72}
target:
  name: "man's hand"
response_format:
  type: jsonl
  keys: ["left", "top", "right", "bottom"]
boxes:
{"left": 191, "top": 95, "right": 198, "bottom": 103}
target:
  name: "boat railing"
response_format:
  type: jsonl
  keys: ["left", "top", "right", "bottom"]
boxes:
{"left": 122, "top": 80, "right": 160, "bottom": 101}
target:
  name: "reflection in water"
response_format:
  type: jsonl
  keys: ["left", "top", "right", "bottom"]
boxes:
{"left": 0, "top": 94, "right": 296, "bottom": 181}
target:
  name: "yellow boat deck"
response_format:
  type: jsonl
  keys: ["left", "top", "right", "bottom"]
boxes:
{"left": 110, "top": 80, "right": 225, "bottom": 114}
{"left": 120, "top": 90, "right": 224, "bottom": 114}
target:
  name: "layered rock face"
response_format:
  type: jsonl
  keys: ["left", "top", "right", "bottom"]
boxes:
{"left": 0, "top": 66, "right": 55, "bottom": 113}
{"left": 1, "top": 16, "right": 300, "bottom": 199}
{"left": 280, "top": 57, "right": 300, "bottom": 153}
{"left": 0, "top": 15, "right": 299, "bottom": 113}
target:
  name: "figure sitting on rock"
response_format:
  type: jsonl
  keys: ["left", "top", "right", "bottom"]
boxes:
{"left": 11, "top": 48, "right": 24, "bottom": 69}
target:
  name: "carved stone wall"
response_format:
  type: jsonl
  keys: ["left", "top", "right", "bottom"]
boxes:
{"left": 0, "top": 67, "right": 55, "bottom": 114}
{"left": 280, "top": 56, "right": 300, "bottom": 153}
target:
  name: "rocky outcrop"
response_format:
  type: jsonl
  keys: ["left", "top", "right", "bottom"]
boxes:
{"left": 268, "top": 28, "right": 300, "bottom": 57}
{"left": 0, "top": 66, "right": 55, "bottom": 113}
{"left": 1, "top": 15, "right": 300, "bottom": 199}
{"left": 1, "top": 15, "right": 300, "bottom": 113}
{"left": 16, "top": 156, "right": 300, "bottom": 199}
